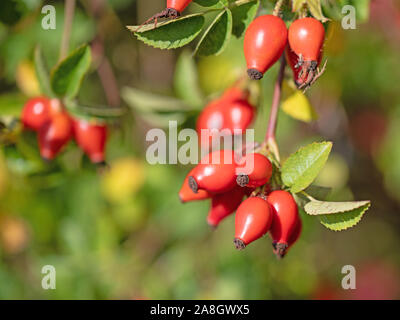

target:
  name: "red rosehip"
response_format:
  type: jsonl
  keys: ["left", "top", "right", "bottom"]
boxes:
{"left": 220, "top": 86, "right": 249, "bottom": 103}
{"left": 267, "top": 190, "right": 300, "bottom": 256}
{"left": 236, "top": 153, "right": 273, "bottom": 188}
{"left": 72, "top": 118, "right": 107, "bottom": 163}
{"left": 207, "top": 187, "right": 247, "bottom": 228}
{"left": 179, "top": 168, "right": 212, "bottom": 203}
{"left": 244, "top": 15, "right": 288, "bottom": 80}
{"left": 285, "top": 45, "right": 323, "bottom": 87}
{"left": 288, "top": 17, "right": 325, "bottom": 62}
{"left": 38, "top": 112, "right": 72, "bottom": 160}
{"left": 273, "top": 218, "right": 302, "bottom": 258}
{"left": 21, "top": 97, "right": 60, "bottom": 131}
{"left": 234, "top": 196, "right": 273, "bottom": 249}
{"left": 197, "top": 97, "right": 255, "bottom": 149}
{"left": 189, "top": 149, "right": 237, "bottom": 194}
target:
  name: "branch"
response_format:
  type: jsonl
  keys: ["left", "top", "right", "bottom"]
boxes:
{"left": 59, "top": 0, "right": 76, "bottom": 61}
{"left": 265, "top": 55, "right": 286, "bottom": 143}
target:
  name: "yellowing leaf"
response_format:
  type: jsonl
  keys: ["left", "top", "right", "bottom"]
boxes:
{"left": 101, "top": 158, "right": 146, "bottom": 203}
{"left": 281, "top": 82, "right": 317, "bottom": 122}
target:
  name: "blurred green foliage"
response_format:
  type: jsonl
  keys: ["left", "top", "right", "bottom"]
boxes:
{"left": 0, "top": 0, "right": 400, "bottom": 300}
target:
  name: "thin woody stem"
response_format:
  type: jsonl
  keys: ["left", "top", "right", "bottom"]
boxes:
{"left": 59, "top": 0, "right": 76, "bottom": 61}
{"left": 265, "top": 55, "right": 286, "bottom": 144}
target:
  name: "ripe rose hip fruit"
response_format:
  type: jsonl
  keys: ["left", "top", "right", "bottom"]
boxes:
{"left": 38, "top": 112, "right": 72, "bottom": 160}
{"left": 197, "top": 92, "right": 255, "bottom": 149}
{"left": 267, "top": 190, "right": 299, "bottom": 256}
{"left": 236, "top": 153, "right": 272, "bottom": 188}
{"left": 220, "top": 86, "right": 249, "bottom": 103}
{"left": 273, "top": 218, "right": 302, "bottom": 258}
{"left": 234, "top": 196, "right": 273, "bottom": 250}
{"left": 189, "top": 149, "right": 237, "bottom": 194}
{"left": 179, "top": 168, "right": 212, "bottom": 203}
{"left": 288, "top": 18, "right": 325, "bottom": 62}
{"left": 72, "top": 118, "right": 107, "bottom": 163}
{"left": 244, "top": 15, "right": 288, "bottom": 80}
{"left": 207, "top": 187, "right": 246, "bottom": 228}
{"left": 21, "top": 97, "right": 60, "bottom": 131}
{"left": 285, "top": 45, "right": 323, "bottom": 87}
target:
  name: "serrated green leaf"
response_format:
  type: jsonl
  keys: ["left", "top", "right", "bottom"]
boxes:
{"left": 304, "top": 200, "right": 371, "bottom": 231}
{"left": 174, "top": 50, "right": 204, "bottom": 108}
{"left": 195, "top": 9, "right": 232, "bottom": 56}
{"left": 34, "top": 46, "right": 54, "bottom": 97}
{"left": 50, "top": 45, "right": 91, "bottom": 99}
{"left": 304, "top": 200, "right": 370, "bottom": 215}
{"left": 282, "top": 141, "right": 332, "bottom": 193}
{"left": 194, "top": 0, "right": 221, "bottom": 7}
{"left": 127, "top": 14, "right": 205, "bottom": 49}
{"left": 231, "top": 0, "right": 259, "bottom": 38}
{"left": 121, "top": 87, "right": 191, "bottom": 113}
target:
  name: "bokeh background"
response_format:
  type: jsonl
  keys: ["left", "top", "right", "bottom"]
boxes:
{"left": 0, "top": 0, "right": 400, "bottom": 299}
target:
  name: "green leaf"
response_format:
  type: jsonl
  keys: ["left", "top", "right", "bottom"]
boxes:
{"left": 292, "top": 0, "right": 328, "bottom": 22}
{"left": 193, "top": 0, "right": 221, "bottom": 7}
{"left": 174, "top": 50, "right": 204, "bottom": 108}
{"left": 64, "top": 100, "right": 125, "bottom": 121}
{"left": 121, "top": 87, "right": 191, "bottom": 113}
{"left": 0, "top": 92, "right": 25, "bottom": 116}
{"left": 34, "top": 46, "right": 54, "bottom": 97}
{"left": 195, "top": 9, "right": 233, "bottom": 56}
{"left": 307, "top": 0, "right": 328, "bottom": 22}
{"left": 231, "top": 0, "right": 259, "bottom": 38}
{"left": 304, "top": 200, "right": 371, "bottom": 231}
{"left": 281, "top": 141, "right": 332, "bottom": 193}
{"left": 292, "top": 0, "right": 306, "bottom": 12}
{"left": 127, "top": 14, "right": 205, "bottom": 50}
{"left": 50, "top": 45, "right": 92, "bottom": 99}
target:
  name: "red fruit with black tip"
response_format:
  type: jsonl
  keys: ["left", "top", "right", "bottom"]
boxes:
{"left": 72, "top": 118, "right": 107, "bottom": 163}
{"left": 267, "top": 190, "right": 299, "bottom": 256}
{"left": 207, "top": 187, "right": 246, "bottom": 227}
{"left": 234, "top": 196, "right": 273, "bottom": 249}
{"left": 179, "top": 168, "right": 212, "bottom": 203}
{"left": 38, "top": 112, "right": 72, "bottom": 160}
{"left": 189, "top": 150, "right": 237, "bottom": 194}
{"left": 236, "top": 153, "right": 272, "bottom": 188}
{"left": 244, "top": 15, "right": 288, "bottom": 80}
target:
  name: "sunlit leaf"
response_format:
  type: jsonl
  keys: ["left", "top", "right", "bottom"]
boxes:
{"left": 282, "top": 141, "right": 332, "bottom": 193}
{"left": 127, "top": 14, "right": 205, "bottom": 49}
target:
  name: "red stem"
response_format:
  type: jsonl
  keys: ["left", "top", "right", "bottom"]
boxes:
{"left": 265, "top": 56, "right": 286, "bottom": 142}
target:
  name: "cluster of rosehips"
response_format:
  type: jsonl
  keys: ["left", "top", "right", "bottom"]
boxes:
{"left": 150, "top": 2, "right": 326, "bottom": 89}
{"left": 244, "top": 15, "right": 325, "bottom": 88}
{"left": 179, "top": 149, "right": 301, "bottom": 258}
{"left": 21, "top": 97, "right": 107, "bottom": 163}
